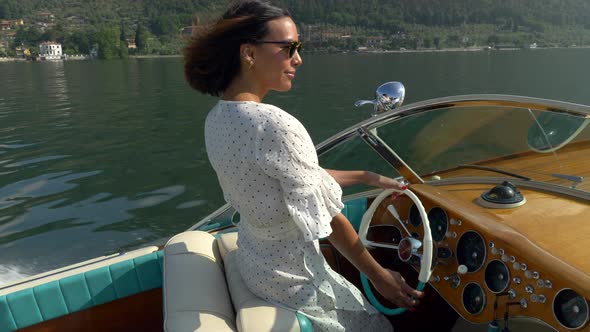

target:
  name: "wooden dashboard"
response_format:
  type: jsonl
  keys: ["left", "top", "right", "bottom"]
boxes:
{"left": 368, "top": 183, "right": 590, "bottom": 331}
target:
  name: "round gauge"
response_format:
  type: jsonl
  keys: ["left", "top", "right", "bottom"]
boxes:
{"left": 437, "top": 247, "right": 453, "bottom": 259}
{"left": 428, "top": 207, "right": 448, "bottom": 242}
{"left": 484, "top": 260, "right": 510, "bottom": 293}
{"left": 456, "top": 231, "right": 486, "bottom": 273}
{"left": 553, "top": 288, "right": 589, "bottom": 330}
{"left": 409, "top": 204, "right": 422, "bottom": 227}
{"left": 462, "top": 283, "right": 486, "bottom": 315}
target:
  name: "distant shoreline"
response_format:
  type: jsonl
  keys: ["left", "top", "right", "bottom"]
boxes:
{"left": 2, "top": 46, "right": 590, "bottom": 62}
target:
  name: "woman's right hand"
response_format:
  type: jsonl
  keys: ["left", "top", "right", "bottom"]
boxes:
{"left": 370, "top": 267, "right": 424, "bottom": 309}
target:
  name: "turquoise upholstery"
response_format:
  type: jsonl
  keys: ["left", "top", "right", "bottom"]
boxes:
{"left": 341, "top": 197, "right": 368, "bottom": 231}
{"left": 296, "top": 312, "right": 314, "bottom": 332}
{"left": 0, "top": 250, "right": 164, "bottom": 332}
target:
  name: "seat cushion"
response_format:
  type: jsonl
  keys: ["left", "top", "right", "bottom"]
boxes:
{"left": 163, "top": 231, "right": 236, "bottom": 332}
{"left": 217, "top": 232, "right": 310, "bottom": 332}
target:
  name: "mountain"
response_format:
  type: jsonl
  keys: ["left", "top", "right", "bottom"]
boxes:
{"left": 2, "top": 0, "right": 590, "bottom": 57}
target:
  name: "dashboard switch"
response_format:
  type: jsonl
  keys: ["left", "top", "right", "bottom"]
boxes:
{"left": 457, "top": 265, "right": 468, "bottom": 274}
{"left": 508, "top": 289, "right": 517, "bottom": 299}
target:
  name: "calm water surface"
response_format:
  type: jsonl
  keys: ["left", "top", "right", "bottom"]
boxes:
{"left": 1, "top": 49, "right": 590, "bottom": 284}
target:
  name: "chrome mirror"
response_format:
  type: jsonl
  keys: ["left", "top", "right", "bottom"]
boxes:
{"left": 355, "top": 81, "right": 406, "bottom": 116}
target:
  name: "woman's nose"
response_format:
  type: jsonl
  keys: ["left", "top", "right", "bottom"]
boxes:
{"left": 292, "top": 50, "right": 302, "bottom": 67}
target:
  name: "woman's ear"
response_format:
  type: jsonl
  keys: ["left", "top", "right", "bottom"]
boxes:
{"left": 240, "top": 44, "right": 255, "bottom": 62}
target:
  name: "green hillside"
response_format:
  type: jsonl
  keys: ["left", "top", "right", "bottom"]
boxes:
{"left": 2, "top": 0, "right": 590, "bottom": 58}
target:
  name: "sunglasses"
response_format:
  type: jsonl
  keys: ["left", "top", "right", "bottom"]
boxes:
{"left": 253, "top": 40, "right": 303, "bottom": 58}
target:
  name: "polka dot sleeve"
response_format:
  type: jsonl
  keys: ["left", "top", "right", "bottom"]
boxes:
{"left": 255, "top": 112, "right": 344, "bottom": 242}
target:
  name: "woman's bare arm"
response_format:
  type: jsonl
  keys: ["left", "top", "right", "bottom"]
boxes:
{"left": 325, "top": 169, "right": 406, "bottom": 190}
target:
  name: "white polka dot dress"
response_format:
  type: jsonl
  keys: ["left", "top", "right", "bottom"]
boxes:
{"left": 205, "top": 100, "right": 393, "bottom": 332}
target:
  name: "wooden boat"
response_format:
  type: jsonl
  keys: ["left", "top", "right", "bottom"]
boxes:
{"left": 1, "top": 83, "right": 589, "bottom": 332}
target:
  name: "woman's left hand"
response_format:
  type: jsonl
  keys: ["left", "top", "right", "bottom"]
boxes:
{"left": 365, "top": 171, "right": 407, "bottom": 198}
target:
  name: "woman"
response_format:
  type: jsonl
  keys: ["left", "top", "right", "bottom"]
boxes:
{"left": 184, "top": 1, "right": 423, "bottom": 330}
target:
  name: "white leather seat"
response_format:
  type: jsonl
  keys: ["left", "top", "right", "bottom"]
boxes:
{"left": 163, "top": 231, "right": 309, "bottom": 332}
{"left": 163, "top": 231, "right": 236, "bottom": 332}
{"left": 218, "top": 232, "right": 307, "bottom": 332}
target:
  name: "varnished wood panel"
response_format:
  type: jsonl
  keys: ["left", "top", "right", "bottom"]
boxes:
{"left": 434, "top": 140, "right": 590, "bottom": 192}
{"left": 19, "top": 288, "right": 163, "bottom": 332}
{"left": 368, "top": 183, "right": 590, "bottom": 332}
{"left": 438, "top": 184, "right": 590, "bottom": 274}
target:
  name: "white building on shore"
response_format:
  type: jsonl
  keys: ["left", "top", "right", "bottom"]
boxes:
{"left": 39, "top": 42, "right": 63, "bottom": 60}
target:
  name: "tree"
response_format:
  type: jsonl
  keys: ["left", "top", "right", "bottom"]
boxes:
{"left": 135, "top": 24, "right": 148, "bottom": 52}
{"left": 97, "top": 26, "right": 120, "bottom": 59}
{"left": 433, "top": 36, "right": 441, "bottom": 49}
{"left": 13, "top": 26, "right": 43, "bottom": 47}
{"left": 120, "top": 22, "right": 127, "bottom": 42}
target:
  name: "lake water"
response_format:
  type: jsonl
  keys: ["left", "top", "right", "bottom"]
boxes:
{"left": 1, "top": 49, "right": 590, "bottom": 285}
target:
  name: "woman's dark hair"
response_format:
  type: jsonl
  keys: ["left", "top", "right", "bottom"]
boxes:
{"left": 184, "top": 0, "right": 290, "bottom": 96}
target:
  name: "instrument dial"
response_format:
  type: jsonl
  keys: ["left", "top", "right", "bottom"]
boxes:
{"left": 484, "top": 260, "right": 510, "bottom": 293}
{"left": 553, "top": 289, "right": 589, "bottom": 330}
{"left": 463, "top": 283, "right": 486, "bottom": 315}
{"left": 456, "top": 231, "right": 486, "bottom": 273}
{"left": 409, "top": 203, "right": 422, "bottom": 227}
{"left": 428, "top": 207, "right": 448, "bottom": 242}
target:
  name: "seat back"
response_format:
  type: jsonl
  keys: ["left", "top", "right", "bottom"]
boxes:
{"left": 163, "top": 230, "right": 312, "bottom": 332}
{"left": 216, "top": 232, "right": 312, "bottom": 332}
{"left": 163, "top": 231, "right": 236, "bottom": 332}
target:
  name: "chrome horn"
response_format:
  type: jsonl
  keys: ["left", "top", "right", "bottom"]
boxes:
{"left": 355, "top": 81, "right": 406, "bottom": 116}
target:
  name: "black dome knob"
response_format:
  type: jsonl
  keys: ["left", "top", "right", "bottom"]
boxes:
{"left": 481, "top": 181, "right": 524, "bottom": 205}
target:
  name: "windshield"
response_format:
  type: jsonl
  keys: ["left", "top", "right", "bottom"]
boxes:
{"left": 372, "top": 104, "right": 590, "bottom": 192}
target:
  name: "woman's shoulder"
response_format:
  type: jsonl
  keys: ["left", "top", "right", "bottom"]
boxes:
{"left": 212, "top": 100, "right": 306, "bottom": 134}
{"left": 255, "top": 102, "right": 304, "bottom": 130}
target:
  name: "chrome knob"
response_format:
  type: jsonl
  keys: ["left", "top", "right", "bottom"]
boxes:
{"left": 457, "top": 265, "right": 468, "bottom": 275}
{"left": 508, "top": 289, "right": 517, "bottom": 299}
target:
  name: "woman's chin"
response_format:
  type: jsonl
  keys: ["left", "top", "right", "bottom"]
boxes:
{"left": 274, "top": 83, "right": 293, "bottom": 92}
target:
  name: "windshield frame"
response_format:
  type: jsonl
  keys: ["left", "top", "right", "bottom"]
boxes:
{"left": 317, "top": 94, "right": 590, "bottom": 201}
